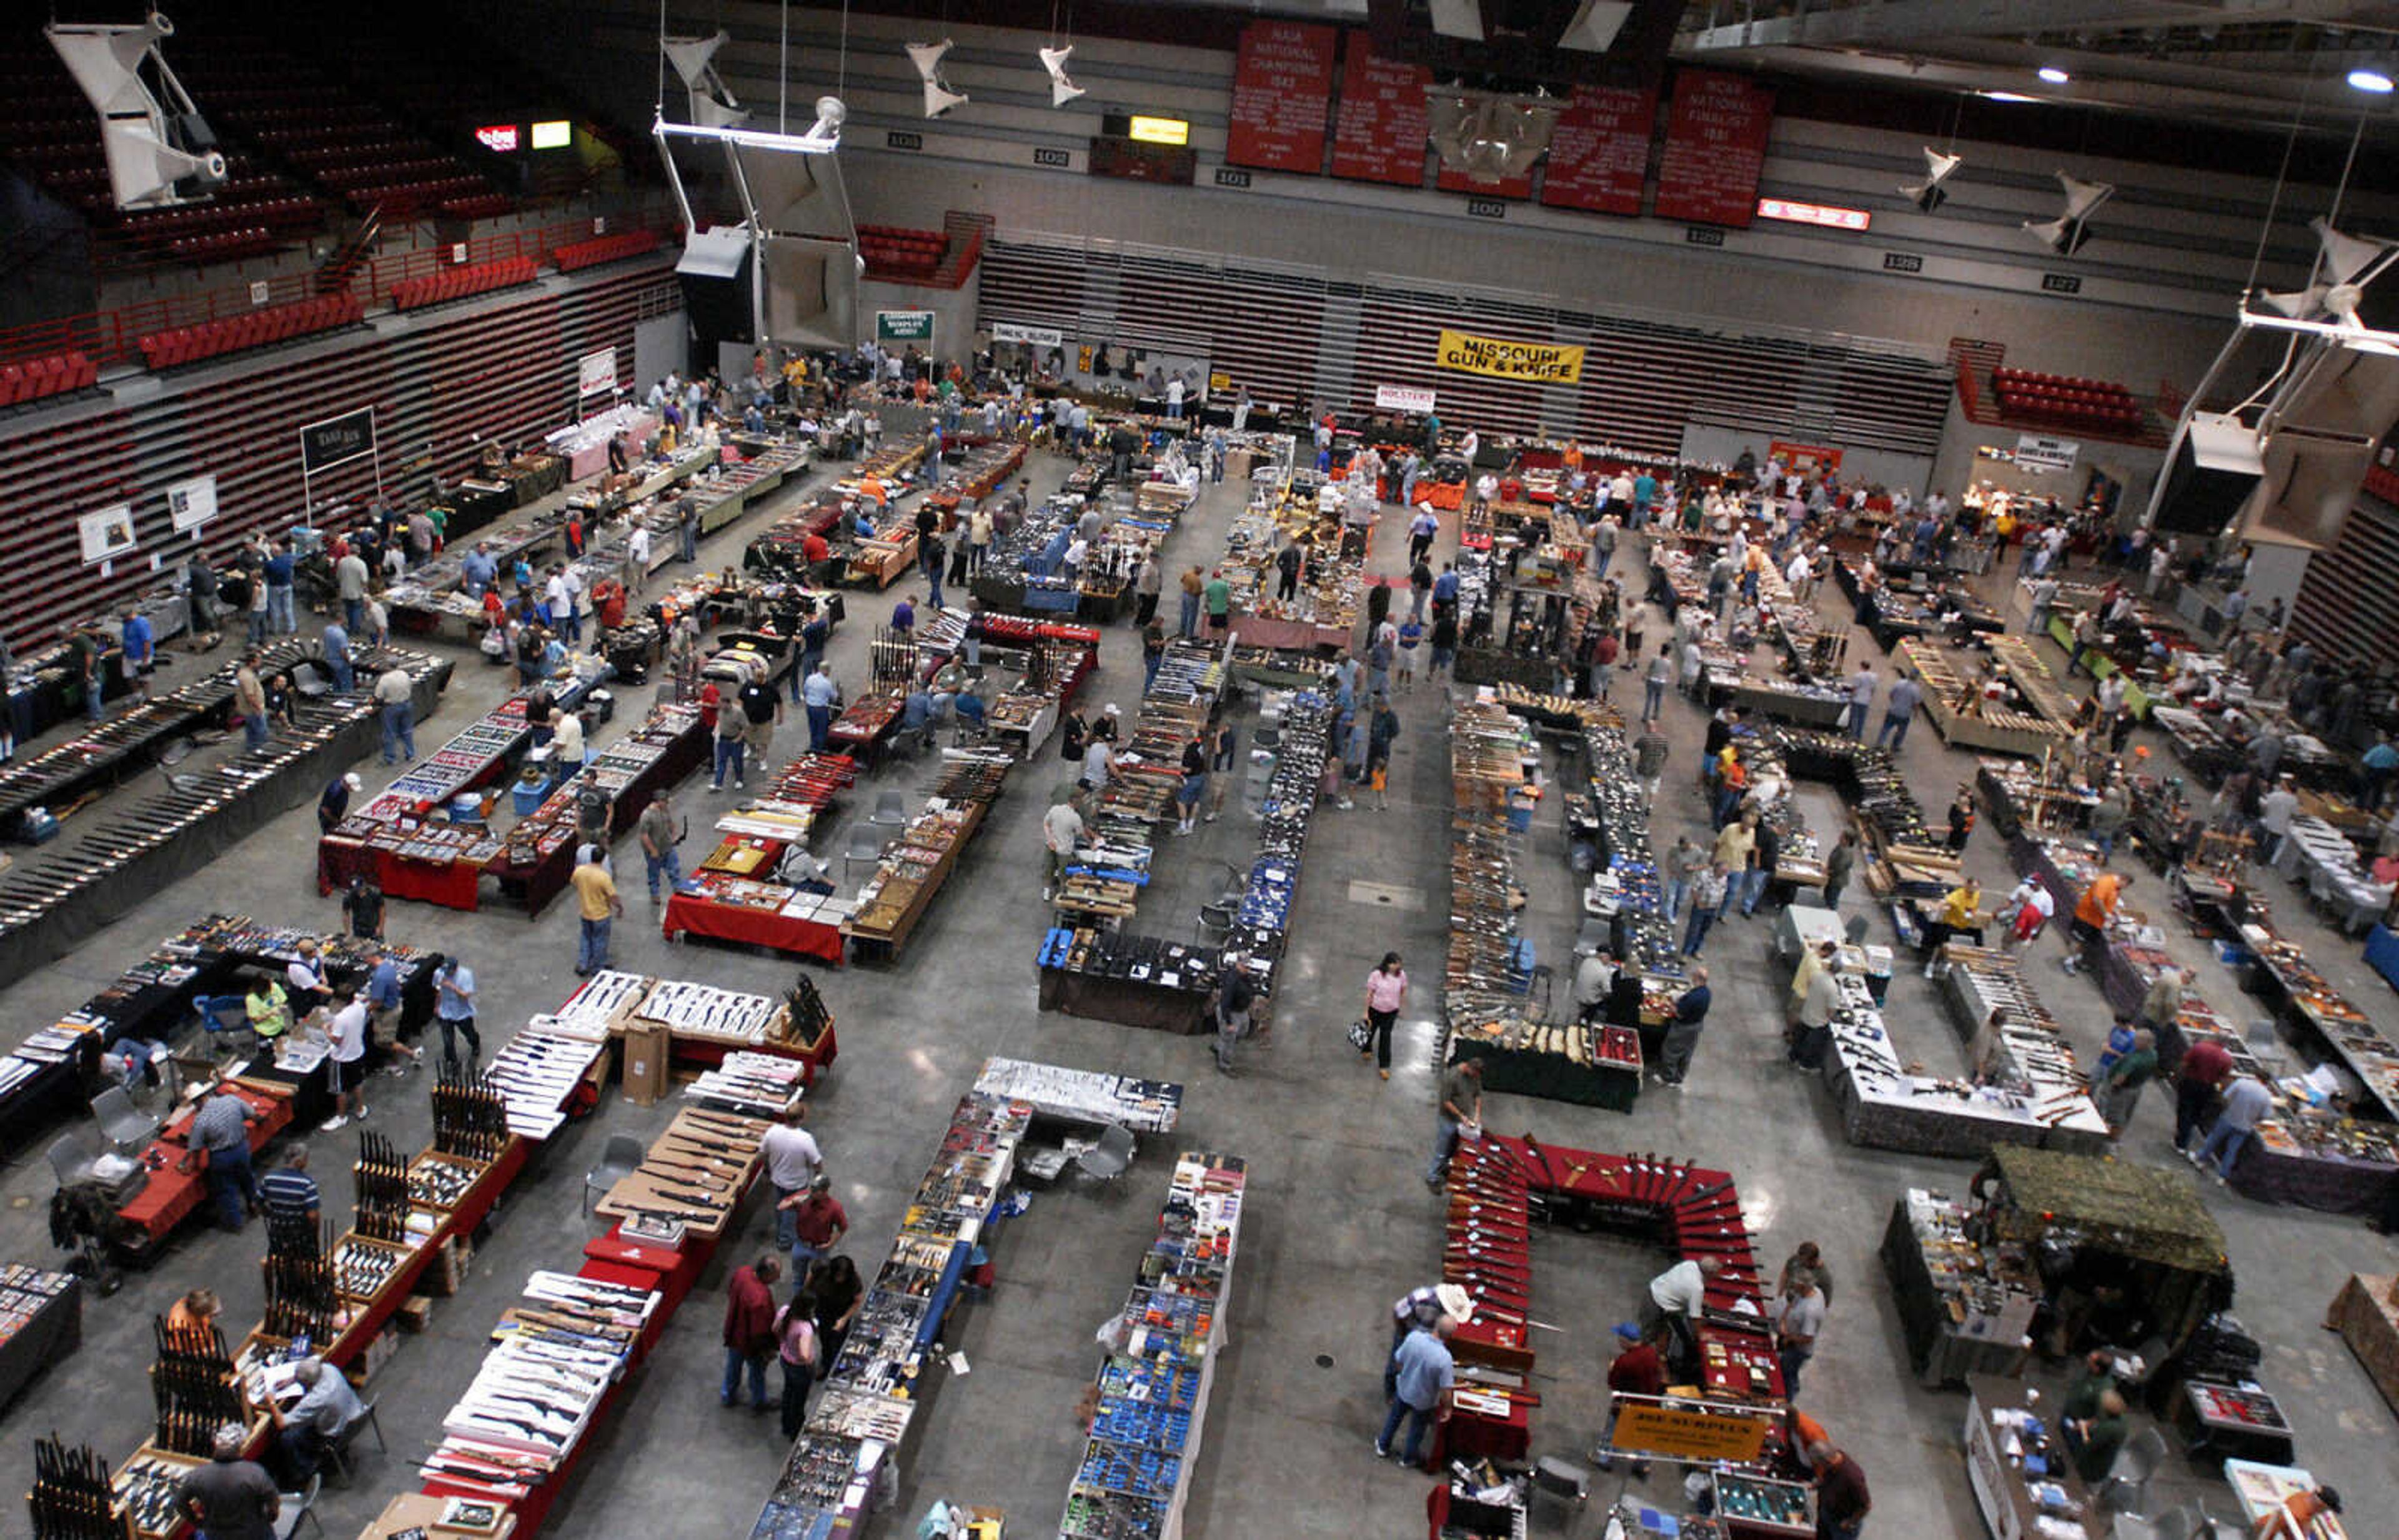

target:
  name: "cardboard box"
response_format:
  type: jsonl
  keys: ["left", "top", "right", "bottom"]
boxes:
{"left": 622, "top": 1024, "right": 670, "bottom": 1106}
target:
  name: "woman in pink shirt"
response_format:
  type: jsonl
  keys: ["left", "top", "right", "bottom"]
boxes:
{"left": 775, "top": 1286, "right": 820, "bottom": 1439}
{"left": 1361, "top": 952, "right": 1409, "bottom": 1080}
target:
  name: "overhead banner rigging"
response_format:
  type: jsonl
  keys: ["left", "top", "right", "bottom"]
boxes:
{"left": 1434, "top": 329, "right": 1584, "bottom": 385}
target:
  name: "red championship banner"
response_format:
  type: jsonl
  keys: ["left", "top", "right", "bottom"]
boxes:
{"left": 1227, "top": 21, "right": 1338, "bottom": 173}
{"left": 1331, "top": 40, "right": 1430, "bottom": 186}
{"left": 1539, "top": 85, "right": 1657, "bottom": 216}
{"left": 1653, "top": 69, "right": 1774, "bottom": 228}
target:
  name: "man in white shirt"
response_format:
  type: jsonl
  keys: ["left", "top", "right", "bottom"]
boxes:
{"left": 760, "top": 1106, "right": 823, "bottom": 1252}
{"left": 1081, "top": 735, "right": 1113, "bottom": 792}
{"left": 1042, "top": 789, "right": 1086, "bottom": 902}
{"left": 624, "top": 523, "right": 652, "bottom": 596}
{"left": 1640, "top": 1254, "right": 1721, "bottom": 1376}
{"left": 2260, "top": 775, "right": 2300, "bottom": 863}
{"left": 1784, "top": 549, "right": 1812, "bottom": 603}
{"left": 286, "top": 939, "right": 329, "bottom": 1017}
{"left": 323, "top": 992, "right": 370, "bottom": 1131}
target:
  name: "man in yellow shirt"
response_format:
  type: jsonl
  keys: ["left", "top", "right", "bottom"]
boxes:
{"left": 1922, "top": 877, "right": 1982, "bottom": 977}
{"left": 570, "top": 848, "right": 624, "bottom": 976}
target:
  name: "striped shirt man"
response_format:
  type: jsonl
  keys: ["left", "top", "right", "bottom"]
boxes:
{"left": 260, "top": 1158, "right": 319, "bottom": 1228}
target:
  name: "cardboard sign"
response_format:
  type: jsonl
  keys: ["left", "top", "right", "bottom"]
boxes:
{"left": 1607, "top": 1401, "right": 1772, "bottom": 1463}
{"left": 1375, "top": 384, "right": 1437, "bottom": 414}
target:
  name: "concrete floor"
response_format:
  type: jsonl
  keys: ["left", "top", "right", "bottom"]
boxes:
{"left": 0, "top": 445, "right": 2392, "bottom": 1539}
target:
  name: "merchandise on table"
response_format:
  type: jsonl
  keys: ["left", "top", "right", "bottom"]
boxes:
{"left": 843, "top": 750, "right": 1015, "bottom": 956}
{"left": 1879, "top": 1188, "right": 2041, "bottom": 1386}
{"left": 755, "top": 1091, "right": 1036, "bottom": 1536}
{"left": 1061, "top": 1151, "right": 1244, "bottom": 1540}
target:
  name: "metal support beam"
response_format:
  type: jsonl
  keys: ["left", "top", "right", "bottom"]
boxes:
{"left": 1686, "top": 0, "right": 2366, "bottom": 53}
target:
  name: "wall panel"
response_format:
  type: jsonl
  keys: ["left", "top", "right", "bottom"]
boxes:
{"left": 0, "top": 261, "right": 677, "bottom": 650}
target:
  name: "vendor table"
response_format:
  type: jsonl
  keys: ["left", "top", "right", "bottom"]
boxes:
{"left": 1230, "top": 614, "right": 1351, "bottom": 653}
{"left": 2170, "top": 1380, "right": 2295, "bottom": 1468}
{"left": 1036, "top": 965, "right": 1211, "bottom": 1035}
{"left": 1963, "top": 1375, "right": 2107, "bottom": 1540}
{"left": 1879, "top": 1201, "right": 2030, "bottom": 1387}
{"left": 661, "top": 888, "right": 847, "bottom": 964}
{"left": 2222, "top": 1460, "right": 2346, "bottom": 1535}
{"left": 0, "top": 1269, "right": 79, "bottom": 1410}
{"left": 2228, "top": 1133, "right": 2398, "bottom": 1216}
{"left": 113, "top": 1081, "right": 293, "bottom": 1253}
{"left": 1448, "top": 1038, "right": 1641, "bottom": 1110}
{"left": 2327, "top": 1273, "right": 2399, "bottom": 1419}
{"left": 359, "top": 1493, "right": 519, "bottom": 1540}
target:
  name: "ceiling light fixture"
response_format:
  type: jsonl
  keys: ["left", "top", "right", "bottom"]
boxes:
{"left": 1981, "top": 90, "right": 2039, "bottom": 103}
{"left": 2037, "top": 66, "right": 2072, "bottom": 84}
{"left": 2348, "top": 66, "right": 2396, "bottom": 94}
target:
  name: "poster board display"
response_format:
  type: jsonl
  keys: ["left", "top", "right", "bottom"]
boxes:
{"left": 577, "top": 347, "right": 618, "bottom": 399}
{"left": 1329, "top": 42, "right": 1430, "bottom": 186}
{"left": 1539, "top": 86, "right": 1657, "bottom": 216}
{"left": 1226, "top": 20, "right": 1338, "bottom": 173}
{"left": 78, "top": 505, "right": 137, "bottom": 565}
{"left": 1653, "top": 69, "right": 1774, "bottom": 228}
{"left": 167, "top": 474, "right": 218, "bottom": 534}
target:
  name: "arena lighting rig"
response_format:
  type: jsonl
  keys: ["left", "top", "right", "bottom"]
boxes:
{"left": 46, "top": 10, "right": 226, "bottom": 211}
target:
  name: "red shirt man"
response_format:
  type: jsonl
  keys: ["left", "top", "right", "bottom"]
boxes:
{"left": 1606, "top": 1331, "right": 1666, "bottom": 1398}
{"left": 782, "top": 1178, "right": 848, "bottom": 1258}
{"left": 802, "top": 532, "right": 831, "bottom": 565}
{"left": 698, "top": 681, "right": 722, "bottom": 732}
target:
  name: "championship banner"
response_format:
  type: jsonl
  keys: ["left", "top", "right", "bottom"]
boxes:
{"left": 1434, "top": 329, "right": 1584, "bottom": 385}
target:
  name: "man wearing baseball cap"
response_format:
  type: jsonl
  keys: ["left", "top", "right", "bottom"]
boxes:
{"left": 1594, "top": 1320, "right": 1666, "bottom": 1475}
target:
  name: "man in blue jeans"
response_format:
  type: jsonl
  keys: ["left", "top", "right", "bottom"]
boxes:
{"left": 570, "top": 850, "right": 622, "bottom": 976}
{"left": 721, "top": 1254, "right": 782, "bottom": 1410}
{"left": 263, "top": 542, "right": 297, "bottom": 634}
{"left": 2193, "top": 1073, "right": 2273, "bottom": 1183}
{"left": 373, "top": 663, "right": 414, "bottom": 762}
{"left": 188, "top": 1082, "right": 261, "bottom": 1231}
{"left": 1425, "top": 1060, "right": 1481, "bottom": 1188}
{"left": 802, "top": 662, "right": 840, "bottom": 753}
{"left": 1376, "top": 1314, "right": 1457, "bottom": 1471}
{"left": 637, "top": 792, "right": 682, "bottom": 902}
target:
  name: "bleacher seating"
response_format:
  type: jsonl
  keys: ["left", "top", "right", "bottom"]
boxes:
{"left": 390, "top": 256, "right": 539, "bottom": 310}
{"left": 1991, "top": 367, "right": 2145, "bottom": 434}
{"left": 552, "top": 229, "right": 663, "bottom": 273}
{"left": 136, "top": 292, "right": 363, "bottom": 371}
{"left": 857, "top": 224, "right": 949, "bottom": 284}
{"left": 0, "top": 351, "right": 99, "bottom": 407}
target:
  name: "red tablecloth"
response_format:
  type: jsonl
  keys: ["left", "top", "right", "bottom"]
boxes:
{"left": 662, "top": 890, "right": 846, "bottom": 964}
{"left": 1231, "top": 614, "right": 1351, "bottom": 653}
{"left": 380, "top": 850, "right": 487, "bottom": 910}
{"left": 117, "top": 1084, "right": 292, "bottom": 1246}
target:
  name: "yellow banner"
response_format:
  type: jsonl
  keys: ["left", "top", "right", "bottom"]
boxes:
{"left": 1607, "top": 1401, "right": 1772, "bottom": 1463}
{"left": 1434, "top": 329, "right": 1584, "bottom": 385}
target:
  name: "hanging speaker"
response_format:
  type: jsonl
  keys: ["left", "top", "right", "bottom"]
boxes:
{"left": 677, "top": 226, "right": 753, "bottom": 346}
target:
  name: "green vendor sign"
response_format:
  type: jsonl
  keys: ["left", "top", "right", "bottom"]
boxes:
{"left": 876, "top": 309, "right": 936, "bottom": 345}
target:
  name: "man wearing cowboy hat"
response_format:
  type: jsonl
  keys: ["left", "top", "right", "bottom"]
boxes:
{"left": 1382, "top": 1283, "right": 1474, "bottom": 1401}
